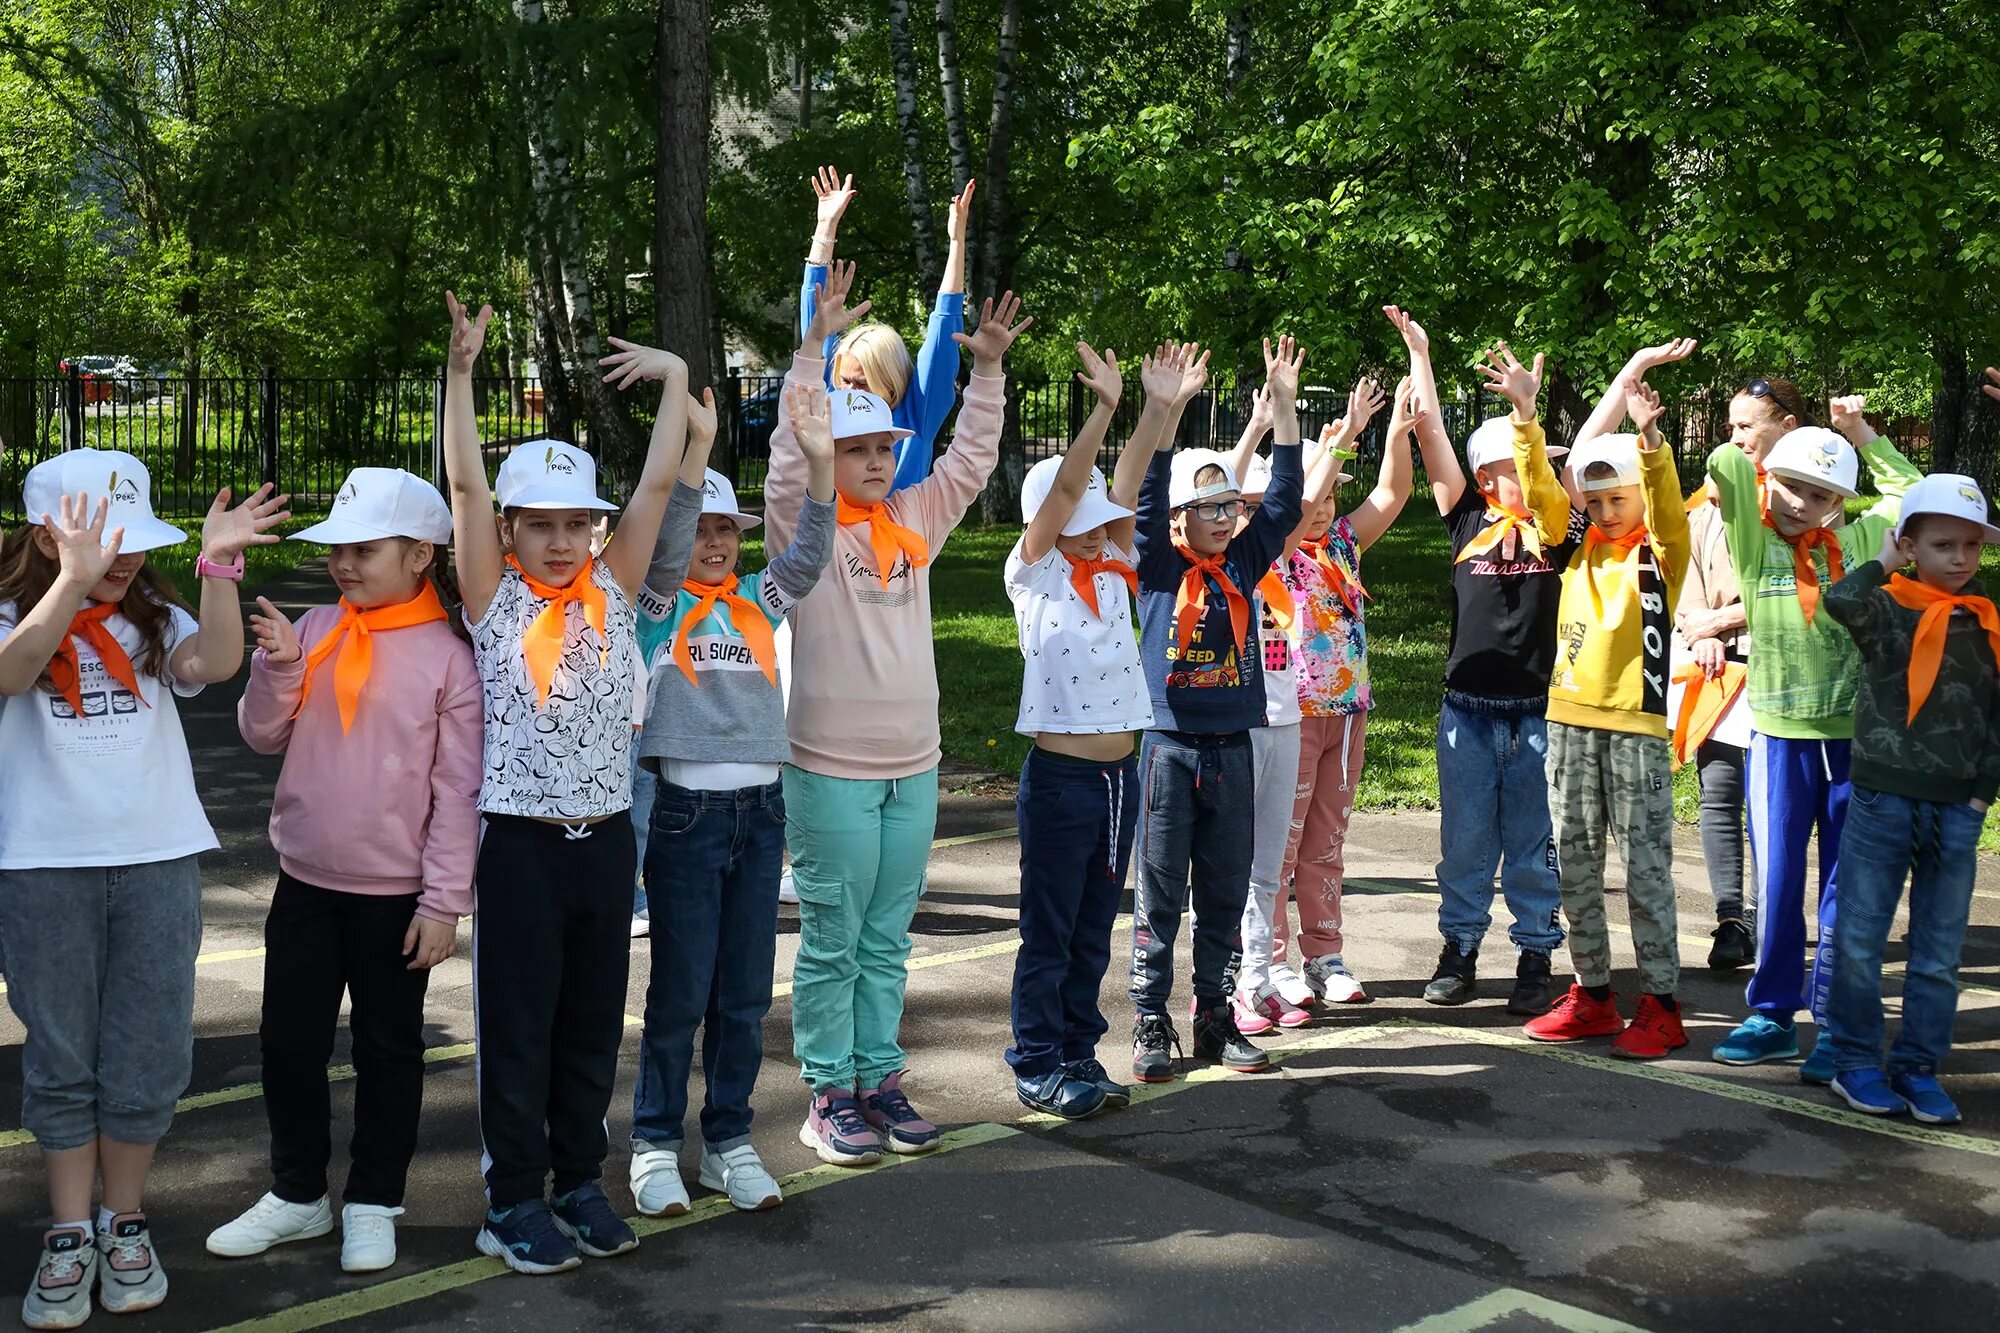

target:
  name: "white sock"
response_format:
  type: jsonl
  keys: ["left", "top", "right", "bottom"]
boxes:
{"left": 95, "top": 1207, "right": 117, "bottom": 1233}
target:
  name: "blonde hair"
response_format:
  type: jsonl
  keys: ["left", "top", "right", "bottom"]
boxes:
{"left": 833, "top": 323, "right": 914, "bottom": 407}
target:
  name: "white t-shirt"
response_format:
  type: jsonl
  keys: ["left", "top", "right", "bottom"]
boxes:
{"left": 469, "top": 563, "right": 640, "bottom": 820}
{"left": 0, "top": 597, "right": 218, "bottom": 869}
{"left": 1257, "top": 574, "right": 1300, "bottom": 729}
{"left": 1004, "top": 536, "right": 1155, "bottom": 736}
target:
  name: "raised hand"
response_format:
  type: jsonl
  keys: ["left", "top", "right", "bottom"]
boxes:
{"left": 952, "top": 290, "right": 1034, "bottom": 371}
{"left": 787, "top": 384, "right": 835, "bottom": 465}
{"left": 813, "top": 165, "right": 858, "bottom": 232}
{"left": 1984, "top": 367, "right": 2000, "bottom": 403}
{"left": 1626, "top": 375, "right": 1665, "bottom": 443}
{"left": 1383, "top": 305, "right": 1429, "bottom": 357}
{"left": 1346, "top": 375, "right": 1387, "bottom": 436}
{"left": 1633, "top": 337, "right": 1699, "bottom": 371}
{"left": 201, "top": 483, "right": 290, "bottom": 563}
{"left": 599, "top": 338, "right": 690, "bottom": 390}
{"left": 945, "top": 179, "right": 977, "bottom": 247}
{"left": 687, "top": 387, "right": 718, "bottom": 445}
{"left": 1075, "top": 341, "right": 1122, "bottom": 408}
{"left": 1172, "top": 342, "right": 1212, "bottom": 406}
{"left": 249, "top": 595, "right": 302, "bottom": 662}
{"left": 1478, "top": 340, "right": 1545, "bottom": 420}
{"left": 445, "top": 291, "right": 492, "bottom": 376}
{"left": 808, "top": 260, "right": 873, "bottom": 343}
{"left": 1876, "top": 521, "right": 1907, "bottom": 572}
{"left": 1141, "top": 343, "right": 1186, "bottom": 402}
{"left": 1264, "top": 334, "right": 1306, "bottom": 409}
{"left": 43, "top": 493, "right": 125, "bottom": 589}
{"left": 1829, "top": 393, "right": 1870, "bottom": 441}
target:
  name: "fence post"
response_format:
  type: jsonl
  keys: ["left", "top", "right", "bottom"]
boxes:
{"left": 63, "top": 364, "right": 84, "bottom": 449}
{"left": 260, "top": 366, "right": 281, "bottom": 488}
{"left": 724, "top": 372, "right": 744, "bottom": 487}
{"left": 432, "top": 370, "right": 448, "bottom": 493}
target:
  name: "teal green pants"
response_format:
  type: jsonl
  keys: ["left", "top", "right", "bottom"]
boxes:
{"left": 784, "top": 765, "right": 940, "bottom": 1092}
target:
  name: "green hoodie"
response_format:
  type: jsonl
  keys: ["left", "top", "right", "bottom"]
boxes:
{"left": 1707, "top": 436, "right": 1922, "bottom": 739}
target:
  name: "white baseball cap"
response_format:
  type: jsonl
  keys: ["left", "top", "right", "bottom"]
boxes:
{"left": 1168, "top": 448, "right": 1239, "bottom": 509}
{"left": 1567, "top": 434, "right": 1644, "bottom": 492}
{"left": 697, "top": 468, "right": 761, "bottom": 531}
{"left": 1763, "top": 426, "right": 1859, "bottom": 499}
{"left": 1465, "top": 414, "right": 1567, "bottom": 473}
{"left": 22, "top": 449, "right": 187, "bottom": 553}
{"left": 1893, "top": 473, "right": 2000, "bottom": 544}
{"left": 1020, "top": 458, "right": 1132, "bottom": 535}
{"left": 495, "top": 439, "right": 619, "bottom": 512}
{"left": 293, "top": 468, "right": 452, "bottom": 546}
{"left": 829, "top": 388, "right": 914, "bottom": 442}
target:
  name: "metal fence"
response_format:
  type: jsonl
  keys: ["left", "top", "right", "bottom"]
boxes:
{"left": 0, "top": 366, "right": 1935, "bottom": 522}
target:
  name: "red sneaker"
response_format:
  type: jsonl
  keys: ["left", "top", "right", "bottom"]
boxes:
{"left": 1523, "top": 984, "right": 1625, "bottom": 1042}
{"left": 1610, "top": 994, "right": 1689, "bottom": 1060}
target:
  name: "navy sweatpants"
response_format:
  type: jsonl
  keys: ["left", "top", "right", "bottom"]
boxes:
{"left": 1745, "top": 734, "right": 1850, "bottom": 1023}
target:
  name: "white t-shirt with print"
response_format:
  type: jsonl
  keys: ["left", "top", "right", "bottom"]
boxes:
{"left": 469, "top": 563, "right": 640, "bottom": 820}
{"left": 0, "top": 597, "right": 217, "bottom": 869}
{"left": 1256, "top": 574, "right": 1300, "bottom": 729}
{"left": 1004, "top": 536, "right": 1155, "bottom": 736}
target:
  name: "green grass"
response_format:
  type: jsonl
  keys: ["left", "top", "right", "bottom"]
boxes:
{"left": 149, "top": 517, "right": 325, "bottom": 602}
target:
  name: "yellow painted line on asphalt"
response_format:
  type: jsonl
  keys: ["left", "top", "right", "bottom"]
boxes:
{"left": 207, "top": 1022, "right": 1387, "bottom": 1333}
{"left": 1393, "top": 1287, "right": 1652, "bottom": 1333}
{"left": 0, "top": 945, "right": 270, "bottom": 998}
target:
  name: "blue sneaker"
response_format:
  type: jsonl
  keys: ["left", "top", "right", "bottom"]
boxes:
{"left": 1069, "top": 1057, "right": 1131, "bottom": 1109}
{"left": 1712, "top": 1013, "right": 1800, "bottom": 1066}
{"left": 550, "top": 1182, "right": 638, "bottom": 1258}
{"left": 1798, "top": 1031, "right": 1836, "bottom": 1085}
{"left": 475, "top": 1200, "right": 581, "bottom": 1275}
{"left": 1832, "top": 1068, "right": 1908, "bottom": 1116}
{"left": 1016, "top": 1067, "right": 1108, "bottom": 1120}
{"left": 1890, "top": 1071, "right": 1963, "bottom": 1125}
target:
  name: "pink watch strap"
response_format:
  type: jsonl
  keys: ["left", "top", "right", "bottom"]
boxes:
{"left": 195, "top": 553, "right": 246, "bottom": 582}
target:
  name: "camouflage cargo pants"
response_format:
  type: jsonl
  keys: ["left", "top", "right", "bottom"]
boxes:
{"left": 1546, "top": 722, "right": 1679, "bottom": 994}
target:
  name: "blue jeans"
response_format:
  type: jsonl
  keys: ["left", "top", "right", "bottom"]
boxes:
{"left": 630, "top": 752, "right": 656, "bottom": 914}
{"left": 1825, "top": 785, "right": 1980, "bottom": 1076}
{"left": 1745, "top": 734, "right": 1849, "bottom": 1022}
{"left": 1434, "top": 696, "right": 1565, "bottom": 954}
{"left": 631, "top": 780, "right": 785, "bottom": 1149}
{"left": 1009, "top": 748, "right": 1138, "bottom": 1077}
{"left": 1130, "top": 730, "right": 1253, "bottom": 1016}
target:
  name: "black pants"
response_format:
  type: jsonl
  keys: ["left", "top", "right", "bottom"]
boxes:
{"left": 263, "top": 874, "right": 432, "bottom": 1208}
{"left": 474, "top": 814, "right": 635, "bottom": 1209}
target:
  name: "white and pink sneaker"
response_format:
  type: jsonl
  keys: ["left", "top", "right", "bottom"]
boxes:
{"left": 1304, "top": 954, "right": 1370, "bottom": 1005}
{"left": 1268, "top": 962, "right": 1319, "bottom": 1010}
{"left": 1231, "top": 991, "right": 1275, "bottom": 1036}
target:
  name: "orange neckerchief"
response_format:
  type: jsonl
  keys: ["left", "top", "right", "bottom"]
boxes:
{"left": 1066, "top": 555, "right": 1138, "bottom": 621}
{"left": 1455, "top": 501, "right": 1543, "bottom": 565}
{"left": 47, "top": 603, "right": 147, "bottom": 717}
{"left": 672, "top": 574, "right": 777, "bottom": 688}
{"left": 293, "top": 583, "right": 449, "bottom": 733}
{"left": 1884, "top": 574, "right": 2000, "bottom": 724}
{"left": 1581, "top": 524, "right": 1650, "bottom": 621}
{"left": 1670, "top": 660, "right": 1747, "bottom": 769}
{"left": 1256, "top": 568, "right": 1297, "bottom": 633}
{"left": 508, "top": 554, "right": 608, "bottom": 709}
{"left": 1760, "top": 488, "right": 1843, "bottom": 625}
{"left": 1300, "top": 535, "right": 1369, "bottom": 615}
{"left": 836, "top": 496, "right": 929, "bottom": 588}
{"left": 1172, "top": 545, "right": 1251, "bottom": 656}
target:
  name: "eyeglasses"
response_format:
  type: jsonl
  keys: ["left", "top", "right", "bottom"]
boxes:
{"left": 1180, "top": 499, "right": 1246, "bottom": 522}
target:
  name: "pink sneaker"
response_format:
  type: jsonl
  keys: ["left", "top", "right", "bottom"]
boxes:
{"left": 1253, "top": 984, "right": 1313, "bottom": 1029}
{"left": 1231, "top": 992, "right": 1275, "bottom": 1035}
{"left": 797, "top": 1090, "right": 882, "bottom": 1166}
{"left": 857, "top": 1072, "right": 940, "bottom": 1153}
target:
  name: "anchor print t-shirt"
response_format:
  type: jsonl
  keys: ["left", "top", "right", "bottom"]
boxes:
{"left": 1004, "top": 535, "right": 1155, "bottom": 736}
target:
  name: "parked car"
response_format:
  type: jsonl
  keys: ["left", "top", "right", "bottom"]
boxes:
{"left": 733, "top": 380, "right": 784, "bottom": 462}
{"left": 58, "top": 356, "right": 140, "bottom": 405}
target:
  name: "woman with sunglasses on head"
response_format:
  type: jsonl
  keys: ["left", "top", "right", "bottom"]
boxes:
{"left": 1673, "top": 377, "right": 1815, "bottom": 972}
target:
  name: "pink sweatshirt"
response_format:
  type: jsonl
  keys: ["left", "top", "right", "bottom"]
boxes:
{"left": 238, "top": 608, "right": 484, "bottom": 923}
{"left": 766, "top": 351, "right": 1003, "bottom": 780}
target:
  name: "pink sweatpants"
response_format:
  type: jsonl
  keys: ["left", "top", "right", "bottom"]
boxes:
{"left": 1275, "top": 711, "right": 1369, "bottom": 963}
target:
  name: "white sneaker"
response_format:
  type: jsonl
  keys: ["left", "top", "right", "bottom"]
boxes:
{"left": 205, "top": 1192, "right": 334, "bottom": 1258}
{"left": 1303, "top": 953, "right": 1370, "bottom": 1005}
{"left": 94, "top": 1214, "right": 167, "bottom": 1315}
{"left": 1268, "top": 961, "right": 1317, "bottom": 1010}
{"left": 698, "top": 1142, "right": 783, "bottom": 1211}
{"left": 340, "top": 1204, "right": 401, "bottom": 1274}
{"left": 628, "top": 1143, "right": 690, "bottom": 1217}
{"left": 630, "top": 907, "right": 651, "bottom": 939}
{"left": 778, "top": 871, "right": 799, "bottom": 905}
{"left": 21, "top": 1227, "right": 95, "bottom": 1330}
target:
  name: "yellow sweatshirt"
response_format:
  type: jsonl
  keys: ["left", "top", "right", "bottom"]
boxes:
{"left": 1513, "top": 421, "right": 1691, "bottom": 737}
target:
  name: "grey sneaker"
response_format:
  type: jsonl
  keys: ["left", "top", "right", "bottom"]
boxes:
{"left": 1303, "top": 953, "right": 1370, "bottom": 1004}
{"left": 1131, "top": 1013, "right": 1183, "bottom": 1083}
{"left": 1423, "top": 941, "right": 1479, "bottom": 1005}
{"left": 22, "top": 1227, "right": 95, "bottom": 1330}
{"left": 1191, "top": 1006, "right": 1271, "bottom": 1072}
{"left": 95, "top": 1213, "right": 167, "bottom": 1315}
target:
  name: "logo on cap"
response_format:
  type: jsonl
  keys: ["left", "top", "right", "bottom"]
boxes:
{"left": 703, "top": 477, "right": 721, "bottom": 499}
{"left": 1812, "top": 438, "right": 1840, "bottom": 470}
{"left": 335, "top": 481, "right": 357, "bottom": 507}
{"left": 840, "top": 391, "right": 874, "bottom": 412}
{"left": 545, "top": 446, "right": 576, "bottom": 475}
{"left": 1960, "top": 485, "right": 1983, "bottom": 506}
{"left": 107, "top": 472, "right": 141, "bottom": 505}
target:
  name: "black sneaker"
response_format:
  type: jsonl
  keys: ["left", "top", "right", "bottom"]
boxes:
{"left": 1131, "top": 1014, "right": 1183, "bottom": 1084}
{"left": 1192, "top": 1006, "right": 1270, "bottom": 1072}
{"left": 1069, "top": 1056, "right": 1132, "bottom": 1108}
{"left": 1708, "top": 918, "right": 1755, "bottom": 971}
{"left": 549, "top": 1182, "right": 637, "bottom": 1258}
{"left": 475, "top": 1200, "right": 581, "bottom": 1275}
{"left": 1506, "top": 949, "right": 1555, "bottom": 1015}
{"left": 1423, "top": 941, "right": 1479, "bottom": 1005}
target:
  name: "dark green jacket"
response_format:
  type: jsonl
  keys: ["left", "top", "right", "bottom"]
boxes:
{"left": 1823, "top": 561, "right": 2000, "bottom": 806}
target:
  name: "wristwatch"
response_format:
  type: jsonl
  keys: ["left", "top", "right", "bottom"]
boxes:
{"left": 195, "top": 552, "right": 245, "bottom": 582}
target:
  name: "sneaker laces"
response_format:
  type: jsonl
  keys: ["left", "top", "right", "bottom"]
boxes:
{"left": 820, "top": 1094, "right": 872, "bottom": 1138}
{"left": 867, "top": 1083, "right": 927, "bottom": 1126}
{"left": 40, "top": 1243, "right": 86, "bottom": 1284}
{"left": 1134, "top": 1014, "right": 1182, "bottom": 1057}
{"left": 102, "top": 1228, "right": 151, "bottom": 1268}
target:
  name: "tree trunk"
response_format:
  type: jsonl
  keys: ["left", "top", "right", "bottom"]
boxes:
{"left": 887, "top": 0, "right": 941, "bottom": 288}
{"left": 655, "top": 0, "right": 729, "bottom": 483}
{"left": 796, "top": 39, "right": 813, "bottom": 130}
{"left": 977, "top": 0, "right": 1022, "bottom": 305}
{"left": 935, "top": 0, "right": 975, "bottom": 197}
{"left": 531, "top": 239, "right": 578, "bottom": 447}
{"left": 1225, "top": 7, "right": 1253, "bottom": 94}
